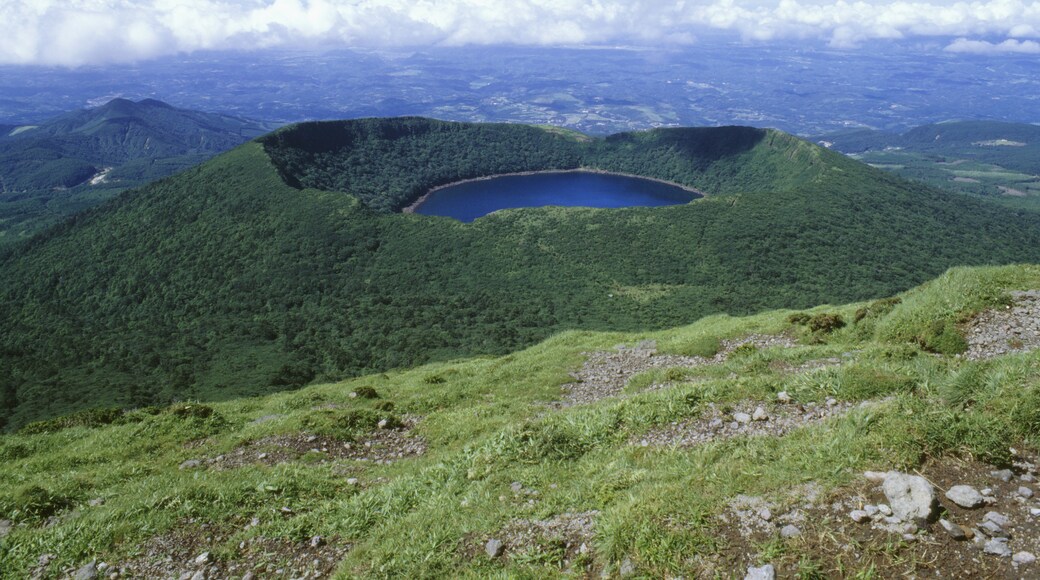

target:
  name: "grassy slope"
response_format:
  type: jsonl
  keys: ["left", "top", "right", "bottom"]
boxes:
{"left": 2, "top": 265, "right": 1040, "bottom": 578}
{"left": 4, "top": 121, "right": 1040, "bottom": 429}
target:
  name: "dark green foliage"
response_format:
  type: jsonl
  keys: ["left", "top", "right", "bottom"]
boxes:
{"left": 854, "top": 297, "right": 902, "bottom": 323}
{"left": 3, "top": 118, "right": 1040, "bottom": 429}
{"left": 352, "top": 386, "right": 380, "bottom": 399}
{"left": 917, "top": 320, "right": 969, "bottom": 355}
{"left": 167, "top": 403, "right": 216, "bottom": 419}
{"left": 374, "top": 400, "right": 395, "bottom": 412}
{"left": 807, "top": 313, "right": 846, "bottom": 333}
{"left": 787, "top": 313, "right": 811, "bottom": 325}
{"left": 18, "top": 406, "right": 124, "bottom": 434}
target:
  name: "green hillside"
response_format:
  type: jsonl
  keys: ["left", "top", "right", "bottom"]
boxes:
{"left": 3, "top": 118, "right": 1040, "bottom": 430}
{"left": 1, "top": 265, "right": 1038, "bottom": 578}
{"left": 0, "top": 99, "right": 276, "bottom": 244}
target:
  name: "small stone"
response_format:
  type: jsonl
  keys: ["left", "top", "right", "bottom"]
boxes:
{"left": 981, "top": 488, "right": 993, "bottom": 496}
{"left": 377, "top": 419, "right": 389, "bottom": 429}
{"left": 863, "top": 471, "right": 887, "bottom": 483}
{"left": 780, "top": 524, "right": 801, "bottom": 538}
{"left": 777, "top": 391, "right": 792, "bottom": 403}
{"left": 752, "top": 407, "right": 769, "bottom": 421}
{"left": 850, "top": 509, "right": 870, "bottom": 523}
{"left": 306, "top": 435, "right": 319, "bottom": 443}
{"left": 1022, "top": 473, "right": 1036, "bottom": 483}
{"left": 877, "top": 504, "right": 893, "bottom": 516}
{"left": 194, "top": 552, "right": 211, "bottom": 566}
{"left": 758, "top": 508, "right": 772, "bottom": 521}
{"left": 349, "top": 392, "right": 358, "bottom": 398}
{"left": 280, "top": 506, "right": 293, "bottom": 515}
{"left": 0, "top": 519, "right": 11, "bottom": 538}
{"left": 257, "top": 453, "right": 268, "bottom": 460}
{"left": 992, "top": 469, "right": 1014, "bottom": 482}
{"left": 242, "top": 574, "right": 255, "bottom": 580}
{"left": 882, "top": 472, "right": 937, "bottom": 524}
{"left": 1031, "top": 507, "right": 1040, "bottom": 517}
{"left": 946, "top": 485, "right": 985, "bottom": 508}
{"left": 825, "top": 397, "right": 837, "bottom": 407}
{"left": 984, "top": 511, "right": 1009, "bottom": 528}
{"left": 511, "top": 482, "right": 523, "bottom": 493}
{"left": 1018, "top": 486, "right": 1034, "bottom": 498}
{"left": 734, "top": 412, "right": 752, "bottom": 424}
{"left": 984, "top": 538, "right": 1012, "bottom": 557}
{"left": 979, "top": 520, "right": 1008, "bottom": 538}
{"left": 346, "top": 478, "right": 359, "bottom": 486}
{"left": 310, "top": 535, "right": 324, "bottom": 548}
{"left": 939, "top": 519, "right": 968, "bottom": 540}
{"left": 902, "top": 533, "right": 917, "bottom": 541}
{"left": 744, "top": 564, "right": 775, "bottom": 580}
{"left": 74, "top": 561, "right": 98, "bottom": 580}
{"left": 250, "top": 517, "right": 260, "bottom": 526}
{"left": 178, "top": 459, "right": 201, "bottom": 470}
{"left": 88, "top": 498, "right": 105, "bottom": 507}
{"left": 864, "top": 505, "right": 879, "bottom": 517}
{"left": 485, "top": 538, "right": 503, "bottom": 558}
{"left": 190, "top": 571, "right": 205, "bottom": 580}
{"left": 1014, "top": 551, "right": 1037, "bottom": 565}
{"left": 619, "top": 557, "right": 636, "bottom": 577}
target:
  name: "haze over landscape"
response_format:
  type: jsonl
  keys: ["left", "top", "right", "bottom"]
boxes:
{"left": 3, "top": 1, "right": 1040, "bottom": 579}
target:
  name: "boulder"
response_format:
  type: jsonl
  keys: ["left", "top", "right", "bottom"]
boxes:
{"left": 882, "top": 472, "right": 937, "bottom": 523}
{"left": 485, "top": 538, "right": 503, "bottom": 558}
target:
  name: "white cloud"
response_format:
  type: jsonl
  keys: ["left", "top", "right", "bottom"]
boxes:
{"left": 4, "top": 0, "right": 1040, "bottom": 66}
{"left": 944, "top": 37, "right": 1040, "bottom": 53}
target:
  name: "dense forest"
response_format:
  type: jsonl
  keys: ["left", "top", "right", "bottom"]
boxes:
{"left": 2, "top": 118, "right": 1040, "bottom": 429}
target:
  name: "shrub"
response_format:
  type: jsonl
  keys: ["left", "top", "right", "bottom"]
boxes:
{"left": 6, "top": 485, "right": 72, "bottom": 520}
{"left": 167, "top": 403, "right": 215, "bottom": 419}
{"left": 19, "top": 407, "right": 125, "bottom": 435}
{"left": 678, "top": 335, "right": 721, "bottom": 358}
{"left": 352, "top": 386, "right": 380, "bottom": 399}
{"left": 917, "top": 320, "right": 968, "bottom": 355}
{"left": 807, "top": 313, "right": 846, "bottom": 333}
{"left": 854, "top": 297, "right": 902, "bottom": 323}
{"left": 787, "top": 313, "right": 811, "bottom": 326}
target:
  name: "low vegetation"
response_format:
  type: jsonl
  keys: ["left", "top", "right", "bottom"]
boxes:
{"left": 1, "top": 265, "right": 1039, "bottom": 578}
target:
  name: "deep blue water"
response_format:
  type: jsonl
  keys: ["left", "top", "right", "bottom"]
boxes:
{"left": 413, "top": 171, "right": 699, "bottom": 222}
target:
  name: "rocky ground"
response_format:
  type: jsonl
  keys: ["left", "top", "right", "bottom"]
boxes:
{"left": 559, "top": 334, "right": 801, "bottom": 406}
{"left": 965, "top": 290, "right": 1040, "bottom": 360}
{"left": 37, "top": 519, "right": 351, "bottom": 580}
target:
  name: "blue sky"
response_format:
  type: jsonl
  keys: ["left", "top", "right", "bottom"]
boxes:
{"left": 3, "top": 0, "right": 1039, "bottom": 66}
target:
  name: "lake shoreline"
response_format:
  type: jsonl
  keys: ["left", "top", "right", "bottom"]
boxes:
{"left": 399, "top": 168, "right": 706, "bottom": 214}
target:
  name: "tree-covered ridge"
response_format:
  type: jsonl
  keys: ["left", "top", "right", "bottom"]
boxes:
{"left": 3, "top": 119, "right": 1040, "bottom": 429}
{"left": 260, "top": 118, "right": 829, "bottom": 211}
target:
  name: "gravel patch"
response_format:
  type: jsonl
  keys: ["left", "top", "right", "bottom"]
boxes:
{"left": 560, "top": 334, "right": 798, "bottom": 406}
{"left": 632, "top": 398, "right": 863, "bottom": 449}
{"left": 964, "top": 290, "right": 1040, "bottom": 361}
{"left": 201, "top": 417, "right": 425, "bottom": 470}
{"left": 477, "top": 511, "right": 598, "bottom": 569}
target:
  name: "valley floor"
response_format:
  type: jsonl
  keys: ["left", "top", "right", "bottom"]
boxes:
{"left": 3, "top": 265, "right": 1040, "bottom": 578}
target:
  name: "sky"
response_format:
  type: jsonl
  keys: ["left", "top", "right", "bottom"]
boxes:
{"left": 3, "top": 0, "right": 1040, "bottom": 66}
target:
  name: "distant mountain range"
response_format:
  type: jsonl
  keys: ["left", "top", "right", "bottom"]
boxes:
{"left": 4, "top": 117, "right": 1040, "bottom": 428}
{"left": 0, "top": 98, "right": 277, "bottom": 244}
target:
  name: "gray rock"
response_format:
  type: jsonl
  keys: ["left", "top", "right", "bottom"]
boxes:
{"left": 485, "top": 538, "right": 503, "bottom": 558}
{"left": 309, "top": 535, "right": 324, "bottom": 548}
{"left": 758, "top": 508, "right": 772, "bottom": 521}
{"left": 777, "top": 391, "right": 791, "bottom": 403}
{"left": 864, "top": 505, "right": 879, "bottom": 517}
{"left": 877, "top": 503, "right": 893, "bottom": 516}
{"left": 946, "top": 485, "right": 985, "bottom": 508}
{"left": 734, "top": 412, "right": 753, "bottom": 424}
{"left": 1018, "top": 486, "right": 1034, "bottom": 498}
{"left": 619, "top": 557, "right": 636, "bottom": 577}
{"left": 939, "top": 518, "right": 969, "bottom": 540}
{"left": 190, "top": 571, "right": 205, "bottom": 580}
{"left": 882, "top": 472, "right": 938, "bottom": 523}
{"left": 984, "top": 538, "right": 1012, "bottom": 557}
{"left": 1022, "top": 473, "right": 1036, "bottom": 483}
{"left": 780, "top": 524, "right": 801, "bottom": 538}
{"left": 1014, "top": 551, "right": 1037, "bottom": 565}
{"left": 744, "top": 564, "right": 776, "bottom": 580}
{"left": 88, "top": 498, "right": 105, "bottom": 507}
{"left": 984, "top": 511, "right": 1009, "bottom": 528}
{"left": 752, "top": 407, "right": 769, "bottom": 421}
{"left": 178, "top": 459, "right": 201, "bottom": 470}
{"left": 194, "top": 552, "right": 211, "bottom": 566}
{"left": 863, "top": 471, "right": 887, "bottom": 483}
{"left": 850, "top": 509, "right": 870, "bottom": 523}
{"left": 1031, "top": 507, "right": 1040, "bottom": 517}
{"left": 979, "top": 520, "right": 1008, "bottom": 538}
{"left": 981, "top": 487, "right": 994, "bottom": 496}
{"left": 992, "top": 469, "right": 1014, "bottom": 482}
{"left": 0, "top": 519, "right": 11, "bottom": 538}
{"left": 74, "top": 561, "right": 98, "bottom": 580}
